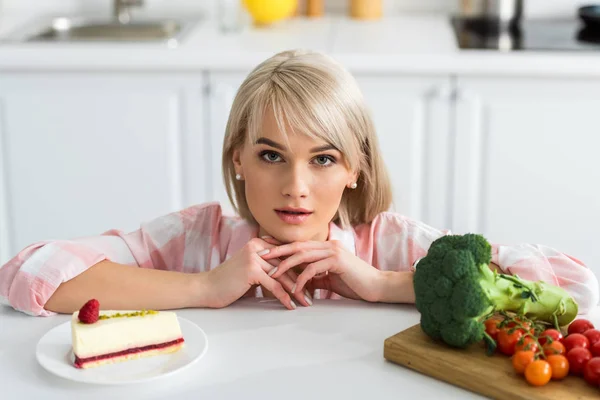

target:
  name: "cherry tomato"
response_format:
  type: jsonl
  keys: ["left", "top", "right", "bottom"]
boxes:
{"left": 498, "top": 327, "right": 525, "bottom": 356}
{"left": 583, "top": 357, "right": 600, "bottom": 386}
{"left": 566, "top": 347, "right": 592, "bottom": 375}
{"left": 591, "top": 341, "right": 600, "bottom": 358}
{"left": 525, "top": 360, "right": 552, "bottom": 386}
{"left": 568, "top": 319, "right": 595, "bottom": 336}
{"left": 515, "top": 337, "right": 539, "bottom": 354}
{"left": 546, "top": 354, "right": 569, "bottom": 380}
{"left": 543, "top": 340, "right": 566, "bottom": 357}
{"left": 563, "top": 333, "right": 590, "bottom": 353}
{"left": 512, "top": 351, "right": 535, "bottom": 374}
{"left": 583, "top": 329, "right": 600, "bottom": 347}
{"left": 484, "top": 317, "right": 503, "bottom": 341}
{"left": 538, "top": 329, "right": 563, "bottom": 346}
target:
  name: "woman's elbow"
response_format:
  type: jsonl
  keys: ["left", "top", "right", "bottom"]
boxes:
{"left": 572, "top": 273, "right": 600, "bottom": 316}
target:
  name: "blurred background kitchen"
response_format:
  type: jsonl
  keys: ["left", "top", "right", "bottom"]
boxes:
{"left": 0, "top": 0, "right": 598, "bottom": 284}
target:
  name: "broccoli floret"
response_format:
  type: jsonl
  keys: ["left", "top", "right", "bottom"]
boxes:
{"left": 413, "top": 233, "right": 579, "bottom": 349}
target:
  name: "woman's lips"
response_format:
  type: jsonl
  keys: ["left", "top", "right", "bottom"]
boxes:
{"left": 275, "top": 210, "right": 313, "bottom": 224}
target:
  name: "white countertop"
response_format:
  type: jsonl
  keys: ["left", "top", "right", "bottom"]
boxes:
{"left": 1, "top": 298, "right": 494, "bottom": 399}
{"left": 0, "top": 12, "right": 600, "bottom": 77}
{"left": 3, "top": 298, "right": 600, "bottom": 399}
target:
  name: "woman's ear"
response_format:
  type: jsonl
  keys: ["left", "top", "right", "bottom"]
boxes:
{"left": 232, "top": 148, "right": 243, "bottom": 173}
{"left": 351, "top": 170, "right": 359, "bottom": 185}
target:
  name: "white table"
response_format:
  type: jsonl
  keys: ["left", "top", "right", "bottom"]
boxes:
{"left": 3, "top": 299, "right": 599, "bottom": 400}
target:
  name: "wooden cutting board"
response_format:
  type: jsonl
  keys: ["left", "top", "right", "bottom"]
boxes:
{"left": 384, "top": 324, "right": 600, "bottom": 400}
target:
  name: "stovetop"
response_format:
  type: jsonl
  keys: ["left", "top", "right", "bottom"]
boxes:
{"left": 451, "top": 17, "right": 600, "bottom": 51}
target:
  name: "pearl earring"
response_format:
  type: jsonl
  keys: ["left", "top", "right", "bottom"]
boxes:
{"left": 350, "top": 182, "right": 357, "bottom": 189}
{"left": 235, "top": 174, "right": 242, "bottom": 181}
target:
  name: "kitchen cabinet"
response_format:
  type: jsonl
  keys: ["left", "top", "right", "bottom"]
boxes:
{"left": 0, "top": 73, "right": 206, "bottom": 264}
{"left": 355, "top": 75, "right": 453, "bottom": 229}
{"left": 451, "top": 77, "right": 600, "bottom": 278}
{"left": 207, "top": 71, "right": 251, "bottom": 217}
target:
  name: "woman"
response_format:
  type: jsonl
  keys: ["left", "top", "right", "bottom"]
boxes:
{"left": 0, "top": 50, "right": 597, "bottom": 316}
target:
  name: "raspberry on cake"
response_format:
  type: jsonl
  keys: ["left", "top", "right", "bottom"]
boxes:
{"left": 71, "top": 299, "right": 185, "bottom": 369}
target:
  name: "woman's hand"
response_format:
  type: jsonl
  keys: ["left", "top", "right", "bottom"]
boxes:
{"left": 260, "top": 240, "right": 383, "bottom": 302}
{"left": 205, "top": 238, "right": 312, "bottom": 310}
{"left": 261, "top": 237, "right": 314, "bottom": 307}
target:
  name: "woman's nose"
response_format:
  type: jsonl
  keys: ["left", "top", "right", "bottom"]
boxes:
{"left": 281, "top": 165, "right": 310, "bottom": 198}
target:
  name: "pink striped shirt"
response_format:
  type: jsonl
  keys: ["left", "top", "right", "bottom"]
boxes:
{"left": 0, "top": 202, "right": 598, "bottom": 316}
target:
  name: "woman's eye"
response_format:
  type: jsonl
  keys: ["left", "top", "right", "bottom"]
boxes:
{"left": 314, "top": 156, "right": 335, "bottom": 166}
{"left": 261, "top": 151, "right": 282, "bottom": 163}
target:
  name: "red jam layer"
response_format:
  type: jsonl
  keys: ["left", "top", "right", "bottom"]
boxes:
{"left": 74, "top": 337, "right": 184, "bottom": 368}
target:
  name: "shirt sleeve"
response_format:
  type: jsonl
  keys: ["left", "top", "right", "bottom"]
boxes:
{"left": 0, "top": 202, "right": 224, "bottom": 316}
{"left": 491, "top": 243, "right": 599, "bottom": 315}
{"left": 356, "top": 212, "right": 599, "bottom": 315}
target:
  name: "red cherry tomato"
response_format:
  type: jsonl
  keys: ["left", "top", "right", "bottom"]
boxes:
{"left": 583, "top": 357, "right": 600, "bottom": 386}
{"left": 568, "top": 319, "right": 595, "bottom": 336}
{"left": 583, "top": 329, "right": 600, "bottom": 347}
{"left": 563, "top": 333, "right": 590, "bottom": 353}
{"left": 538, "top": 329, "right": 563, "bottom": 346}
{"left": 591, "top": 342, "right": 600, "bottom": 358}
{"left": 498, "top": 327, "right": 524, "bottom": 356}
{"left": 567, "top": 347, "right": 593, "bottom": 375}
{"left": 484, "top": 317, "right": 503, "bottom": 341}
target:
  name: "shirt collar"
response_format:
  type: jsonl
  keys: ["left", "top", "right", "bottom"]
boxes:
{"left": 327, "top": 221, "right": 357, "bottom": 256}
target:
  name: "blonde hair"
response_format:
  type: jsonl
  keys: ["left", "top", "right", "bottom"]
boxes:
{"left": 221, "top": 49, "right": 392, "bottom": 229}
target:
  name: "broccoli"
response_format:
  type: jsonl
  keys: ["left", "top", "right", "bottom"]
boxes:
{"left": 413, "top": 233, "right": 578, "bottom": 349}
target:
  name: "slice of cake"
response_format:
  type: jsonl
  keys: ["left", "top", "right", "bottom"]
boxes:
{"left": 71, "top": 299, "right": 184, "bottom": 369}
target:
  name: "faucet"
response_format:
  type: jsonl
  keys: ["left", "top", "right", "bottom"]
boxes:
{"left": 114, "top": 0, "right": 144, "bottom": 24}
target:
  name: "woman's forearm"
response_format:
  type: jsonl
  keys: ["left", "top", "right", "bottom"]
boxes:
{"left": 375, "top": 262, "right": 503, "bottom": 304}
{"left": 44, "top": 260, "right": 212, "bottom": 314}
{"left": 375, "top": 271, "right": 416, "bottom": 304}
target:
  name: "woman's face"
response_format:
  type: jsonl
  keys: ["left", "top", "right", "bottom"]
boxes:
{"left": 233, "top": 109, "right": 357, "bottom": 243}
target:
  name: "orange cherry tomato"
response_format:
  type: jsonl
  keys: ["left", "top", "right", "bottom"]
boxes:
{"left": 547, "top": 355, "right": 569, "bottom": 380}
{"left": 525, "top": 360, "right": 552, "bottom": 386}
{"left": 512, "top": 351, "right": 535, "bottom": 374}
{"left": 543, "top": 340, "right": 566, "bottom": 357}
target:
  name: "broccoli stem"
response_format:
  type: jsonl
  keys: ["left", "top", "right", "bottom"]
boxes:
{"left": 476, "top": 264, "right": 578, "bottom": 326}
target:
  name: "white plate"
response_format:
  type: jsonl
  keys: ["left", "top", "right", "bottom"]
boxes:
{"left": 36, "top": 317, "right": 208, "bottom": 385}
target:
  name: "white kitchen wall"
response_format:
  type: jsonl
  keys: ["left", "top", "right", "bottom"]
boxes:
{"left": 0, "top": 0, "right": 590, "bottom": 18}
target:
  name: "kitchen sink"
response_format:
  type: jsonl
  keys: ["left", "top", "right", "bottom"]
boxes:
{"left": 7, "top": 17, "right": 199, "bottom": 43}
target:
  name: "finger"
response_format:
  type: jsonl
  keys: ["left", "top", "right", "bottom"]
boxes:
{"left": 271, "top": 249, "right": 333, "bottom": 279}
{"left": 255, "top": 257, "right": 310, "bottom": 306}
{"left": 257, "top": 270, "right": 297, "bottom": 310}
{"left": 260, "top": 241, "right": 330, "bottom": 260}
{"left": 295, "top": 258, "right": 333, "bottom": 295}
{"left": 277, "top": 270, "right": 313, "bottom": 306}
{"left": 261, "top": 257, "right": 281, "bottom": 276}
